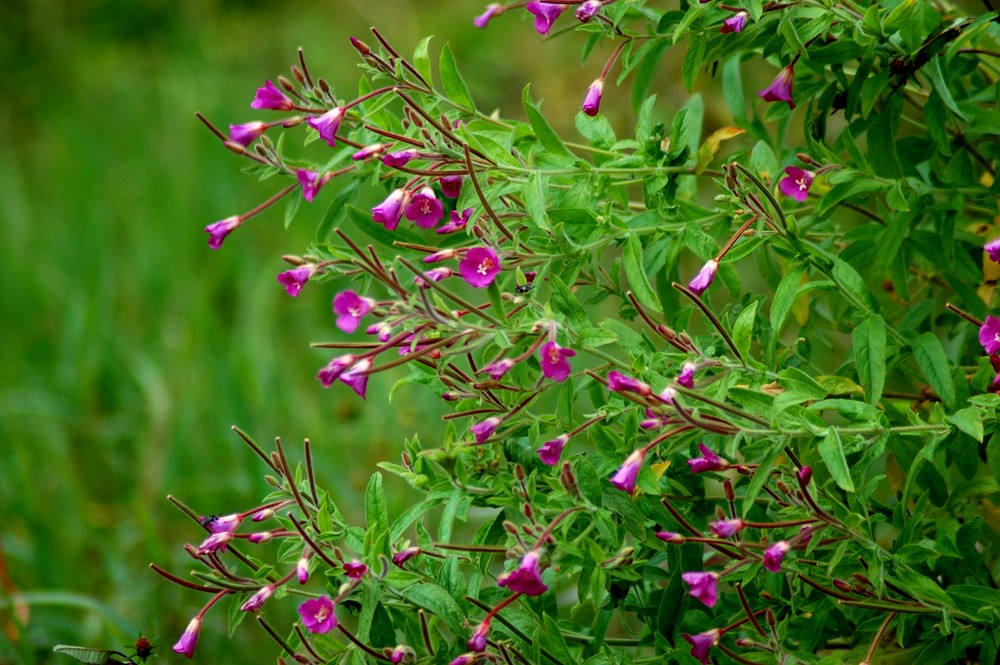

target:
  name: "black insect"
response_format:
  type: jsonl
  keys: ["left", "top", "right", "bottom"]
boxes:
{"left": 199, "top": 514, "right": 220, "bottom": 527}
{"left": 514, "top": 283, "right": 532, "bottom": 295}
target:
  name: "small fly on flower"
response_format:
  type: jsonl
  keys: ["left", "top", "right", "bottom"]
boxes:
{"left": 514, "top": 283, "right": 532, "bottom": 295}
{"left": 199, "top": 514, "right": 220, "bottom": 527}
{"left": 54, "top": 636, "right": 155, "bottom": 664}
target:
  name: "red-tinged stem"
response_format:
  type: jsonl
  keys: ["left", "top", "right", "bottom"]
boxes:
{"left": 486, "top": 592, "right": 523, "bottom": 620}
{"left": 534, "top": 506, "right": 586, "bottom": 548}
{"left": 512, "top": 333, "right": 549, "bottom": 363}
{"left": 230, "top": 426, "right": 279, "bottom": 472}
{"left": 303, "top": 439, "right": 319, "bottom": 506}
{"left": 599, "top": 38, "right": 631, "bottom": 81}
{"left": 660, "top": 497, "right": 744, "bottom": 560}
{"left": 569, "top": 414, "right": 607, "bottom": 437}
{"left": 442, "top": 408, "right": 504, "bottom": 420}
{"left": 464, "top": 144, "right": 515, "bottom": 242}
{"left": 274, "top": 436, "right": 311, "bottom": 519}
{"left": 257, "top": 617, "right": 300, "bottom": 661}
{"left": 337, "top": 623, "right": 393, "bottom": 662}
{"left": 946, "top": 302, "right": 983, "bottom": 327}
{"left": 433, "top": 542, "right": 506, "bottom": 553}
{"left": 149, "top": 563, "right": 224, "bottom": 593}
{"left": 796, "top": 573, "right": 854, "bottom": 601}
{"left": 860, "top": 612, "right": 897, "bottom": 665}
{"left": 288, "top": 513, "right": 341, "bottom": 569}
{"left": 673, "top": 281, "right": 744, "bottom": 365}
{"left": 294, "top": 625, "right": 324, "bottom": 664}
{"left": 715, "top": 214, "right": 760, "bottom": 261}
{"left": 343, "top": 85, "right": 399, "bottom": 110}
{"left": 734, "top": 583, "right": 768, "bottom": 637}
{"left": 364, "top": 331, "right": 476, "bottom": 375}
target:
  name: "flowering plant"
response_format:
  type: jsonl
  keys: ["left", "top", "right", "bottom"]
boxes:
{"left": 149, "top": 1, "right": 1000, "bottom": 664}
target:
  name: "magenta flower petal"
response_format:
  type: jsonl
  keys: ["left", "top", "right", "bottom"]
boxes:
{"left": 297, "top": 169, "right": 328, "bottom": 203}
{"left": 980, "top": 316, "right": 1000, "bottom": 355}
{"left": 340, "top": 358, "right": 372, "bottom": 398}
{"left": 779, "top": 166, "right": 814, "bottom": 202}
{"left": 608, "top": 371, "right": 652, "bottom": 396}
{"left": 758, "top": 64, "right": 796, "bottom": 109}
{"left": 986, "top": 238, "right": 1000, "bottom": 263}
{"left": 526, "top": 1, "right": 568, "bottom": 34}
{"left": 474, "top": 3, "right": 504, "bottom": 27}
{"left": 497, "top": 549, "right": 548, "bottom": 596}
{"left": 482, "top": 358, "right": 515, "bottom": 380}
{"left": 688, "top": 259, "right": 719, "bottom": 296}
{"left": 682, "top": 629, "right": 722, "bottom": 665}
{"left": 241, "top": 585, "right": 275, "bottom": 612}
{"left": 440, "top": 175, "right": 463, "bottom": 198}
{"left": 459, "top": 247, "right": 502, "bottom": 288}
{"left": 709, "top": 518, "right": 746, "bottom": 538}
{"left": 372, "top": 189, "right": 409, "bottom": 230}
{"left": 343, "top": 559, "right": 368, "bottom": 579}
{"left": 307, "top": 107, "right": 345, "bottom": 147}
{"left": 471, "top": 416, "right": 501, "bottom": 444}
{"left": 229, "top": 121, "right": 268, "bottom": 146}
{"left": 539, "top": 341, "right": 576, "bottom": 382}
{"left": 763, "top": 541, "right": 791, "bottom": 572}
{"left": 251, "top": 80, "right": 293, "bottom": 111}
{"left": 576, "top": 0, "right": 602, "bottom": 21}
{"left": 277, "top": 264, "right": 317, "bottom": 297}
{"left": 681, "top": 571, "right": 719, "bottom": 607}
{"left": 205, "top": 215, "right": 242, "bottom": 250}
{"left": 414, "top": 266, "right": 454, "bottom": 288}
{"left": 382, "top": 149, "right": 418, "bottom": 168}
{"left": 676, "top": 362, "right": 696, "bottom": 389}
{"left": 298, "top": 596, "right": 338, "bottom": 634}
{"left": 333, "top": 291, "right": 375, "bottom": 333}
{"left": 392, "top": 547, "right": 421, "bottom": 568}
{"left": 352, "top": 143, "right": 387, "bottom": 161}
{"left": 537, "top": 434, "right": 569, "bottom": 466}
{"left": 687, "top": 443, "right": 730, "bottom": 473}
{"left": 467, "top": 619, "right": 491, "bottom": 652}
{"left": 582, "top": 79, "right": 603, "bottom": 117}
{"left": 318, "top": 354, "right": 356, "bottom": 387}
{"left": 196, "top": 531, "right": 232, "bottom": 555}
{"left": 404, "top": 187, "right": 445, "bottom": 229}
{"left": 721, "top": 10, "right": 748, "bottom": 33}
{"left": 609, "top": 448, "right": 646, "bottom": 495}
{"left": 205, "top": 513, "right": 242, "bottom": 534}
{"left": 172, "top": 618, "right": 201, "bottom": 659}
{"left": 437, "top": 208, "right": 474, "bottom": 234}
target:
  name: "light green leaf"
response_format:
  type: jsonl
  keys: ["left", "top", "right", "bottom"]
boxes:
{"left": 853, "top": 315, "right": 886, "bottom": 406}
{"left": 771, "top": 262, "right": 807, "bottom": 335}
{"left": 946, "top": 406, "right": 983, "bottom": 442}
{"left": 624, "top": 234, "right": 662, "bottom": 314}
{"left": 439, "top": 43, "right": 474, "bottom": 110}
{"left": 732, "top": 301, "right": 759, "bottom": 361}
{"left": 912, "top": 333, "right": 956, "bottom": 409}
{"left": 523, "top": 85, "right": 575, "bottom": 160}
{"left": 818, "top": 429, "right": 855, "bottom": 492}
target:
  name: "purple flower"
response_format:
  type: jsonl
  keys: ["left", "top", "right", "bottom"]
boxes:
{"left": 682, "top": 629, "right": 721, "bottom": 665}
{"left": 277, "top": 264, "right": 317, "bottom": 297}
{"left": 981, "top": 316, "right": 1000, "bottom": 355}
{"left": 709, "top": 518, "right": 745, "bottom": 538}
{"left": 248, "top": 531, "right": 273, "bottom": 543}
{"left": 450, "top": 656, "right": 475, "bottom": 665}
{"left": 609, "top": 448, "right": 646, "bottom": 495}
{"left": 333, "top": 291, "right": 375, "bottom": 333}
{"left": 471, "top": 416, "right": 502, "bottom": 444}
{"left": 372, "top": 189, "right": 409, "bottom": 230}
{"left": 404, "top": 187, "right": 445, "bottom": 229}
{"left": 367, "top": 321, "right": 394, "bottom": 341}
{"left": 251, "top": 508, "right": 274, "bottom": 522}
{"left": 656, "top": 531, "right": 686, "bottom": 544}
{"left": 205, "top": 215, "right": 243, "bottom": 250}
{"left": 677, "top": 362, "right": 696, "bottom": 389}
{"left": 382, "top": 149, "right": 419, "bottom": 168}
{"left": 251, "top": 80, "right": 293, "bottom": 111}
{"left": 206, "top": 513, "right": 242, "bottom": 534}
{"left": 196, "top": 531, "right": 232, "bottom": 555}
{"left": 497, "top": 549, "right": 548, "bottom": 596}
{"left": 607, "top": 371, "right": 652, "bottom": 396}
{"left": 539, "top": 341, "right": 576, "bottom": 382}
{"left": 459, "top": 247, "right": 502, "bottom": 288}
{"left": 343, "top": 559, "right": 368, "bottom": 579}
{"left": 687, "top": 443, "right": 730, "bottom": 473}
{"left": 392, "top": 547, "right": 421, "bottom": 568}
{"left": 440, "top": 175, "right": 463, "bottom": 198}
{"left": 241, "top": 585, "right": 275, "bottom": 612}
{"left": 763, "top": 541, "right": 791, "bottom": 572}
{"left": 688, "top": 259, "right": 719, "bottom": 296}
{"left": 576, "top": 0, "right": 602, "bottom": 21}
{"left": 681, "top": 571, "right": 720, "bottom": 607}
{"left": 582, "top": 79, "right": 603, "bottom": 117}
{"left": 468, "top": 619, "right": 491, "bottom": 652}
{"left": 297, "top": 556, "right": 310, "bottom": 584}
{"left": 318, "top": 354, "right": 356, "bottom": 387}
{"left": 526, "top": 1, "right": 568, "bottom": 35}
{"left": 537, "top": 434, "right": 569, "bottom": 466}
{"left": 340, "top": 358, "right": 372, "bottom": 399}
{"left": 474, "top": 3, "right": 504, "bottom": 27}
{"left": 414, "top": 267, "right": 454, "bottom": 288}
{"left": 297, "top": 169, "right": 328, "bottom": 203}
{"left": 797, "top": 466, "right": 813, "bottom": 487}
{"left": 298, "top": 596, "right": 338, "bottom": 634}
{"left": 438, "top": 208, "right": 474, "bottom": 234}
{"left": 721, "top": 10, "right": 748, "bottom": 33}
{"left": 658, "top": 386, "right": 677, "bottom": 404}
{"left": 229, "top": 121, "right": 268, "bottom": 146}
{"left": 758, "top": 64, "right": 796, "bottom": 109}
{"left": 779, "top": 166, "right": 814, "bottom": 202}
{"left": 481, "top": 358, "right": 515, "bottom": 380}
{"left": 307, "top": 107, "right": 345, "bottom": 147}
{"left": 986, "top": 238, "right": 1000, "bottom": 263}
{"left": 390, "top": 646, "right": 409, "bottom": 664}
{"left": 172, "top": 618, "right": 201, "bottom": 659}
{"left": 352, "top": 143, "right": 387, "bottom": 161}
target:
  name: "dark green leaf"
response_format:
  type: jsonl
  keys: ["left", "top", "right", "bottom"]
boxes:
{"left": 818, "top": 428, "right": 855, "bottom": 492}
{"left": 853, "top": 315, "right": 886, "bottom": 406}
{"left": 522, "top": 85, "right": 575, "bottom": 160}
{"left": 439, "top": 43, "right": 474, "bottom": 110}
{"left": 912, "top": 333, "right": 956, "bottom": 409}
{"left": 624, "top": 234, "right": 662, "bottom": 314}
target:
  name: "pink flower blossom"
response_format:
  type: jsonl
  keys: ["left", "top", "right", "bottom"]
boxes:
{"left": 352, "top": 143, "right": 387, "bottom": 161}
{"left": 482, "top": 358, "right": 515, "bottom": 380}
{"left": 251, "top": 80, "right": 293, "bottom": 111}
{"left": 459, "top": 247, "right": 502, "bottom": 288}
{"left": 539, "top": 341, "right": 576, "bottom": 382}
{"left": 986, "top": 238, "right": 1000, "bottom": 263}
{"left": 688, "top": 259, "right": 719, "bottom": 296}
{"left": 390, "top": 646, "right": 409, "bottom": 664}
{"left": 248, "top": 531, "right": 273, "bottom": 543}
{"left": 758, "top": 64, "right": 796, "bottom": 109}
{"left": 582, "top": 79, "right": 603, "bottom": 117}
{"left": 414, "top": 266, "right": 454, "bottom": 288}
{"left": 205, "top": 215, "right": 243, "bottom": 250}
{"left": 797, "top": 466, "right": 813, "bottom": 487}
{"left": 526, "top": 1, "right": 568, "bottom": 34}
{"left": 609, "top": 448, "right": 646, "bottom": 495}
{"left": 468, "top": 619, "right": 491, "bottom": 652}
{"left": 343, "top": 559, "right": 368, "bottom": 579}
{"left": 779, "top": 166, "right": 814, "bottom": 202}
{"left": 307, "top": 107, "right": 345, "bottom": 147}
{"left": 607, "top": 371, "right": 652, "bottom": 396}
{"left": 229, "top": 121, "right": 269, "bottom": 146}
{"left": 981, "top": 316, "right": 1000, "bottom": 355}
{"left": 474, "top": 3, "right": 504, "bottom": 27}
{"left": 710, "top": 518, "right": 746, "bottom": 538}
{"left": 471, "top": 417, "right": 501, "bottom": 444}
{"left": 196, "top": 531, "right": 232, "bottom": 555}
{"left": 382, "top": 149, "right": 418, "bottom": 168}
{"left": 240, "top": 585, "right": 275, "bottom": 612}
{"left": 392, "top": 547, "right": 421, "bottom": 568}
{"left": 763, "top": 541, "right": 791, "bottom": 572}
{"left": 340, "top": 358, "right": 372, "bottom": 399}
{"left": 372, "top": 189, "right": 409, "bottom": 230}
{"left": 497, "top": 549, "right": 548, "bottom": 595}
{"left": 656, "top": 531, "right": 686, "bottom": 544}
{"left": 333, "top": 291, "right": 375, "bottom": 333}
{"left": 658, "top": 386, "right": 677, "bottom": 404}
{"left": 721, "top": 10, "right": 748, "bottom": 33}
{"left": 277, "top": 264, "right": 317, "bottom": 297}
{"left": 440, "top": 175, "right": 463, "bottom": 198}
{"left": 297, "top": 556, "right": 310, "bottom": 584}
{"left": 297, "top": 169, "right": 329, "bottom": 203}
{"left": 450, "top": 656, "right": 475, "bottom": 665}
{"left": 298, "top": 596, "right": 338, "bottom": 634}
{"left": 687, "top": 443, "right": 730, "bottom": 473}
{"left": 318, "top": 354, "right": 356, "bottom": 387}
{"left": 437, "top": 208, "right": 474, "bottom": 234}
{"left": 537, "top": 434, "right": 569, "bottom": 466}
{"left": 683, "top": 629, "right": 722, "bottom": 665}
{"left": 681, "top": 571, "right": 719, "bottom": 607}
{"left": 576, "top": 0, "right": 602, "bottom": 21}
{"left": 205, "top": 513, "right": 242, "bottom": 534}
{"left": 172, "top": 618, "right": 201, "bottom": 659}
{"left": 404, "top": 187, "right": 444, "bottom": 228}
{"left": 676, "top": 362, "right": 696, "bottom": 389}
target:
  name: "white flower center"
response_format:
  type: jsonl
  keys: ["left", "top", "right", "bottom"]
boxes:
{"left": 796, "top": 177, "right": 809, "bottom": 191}
{"left": 477, "top": 258, "right": 494, "bottom": 275}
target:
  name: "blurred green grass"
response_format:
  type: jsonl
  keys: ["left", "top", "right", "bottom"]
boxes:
{"left": 0, "top": 2, "right": 689, "bottom": 662}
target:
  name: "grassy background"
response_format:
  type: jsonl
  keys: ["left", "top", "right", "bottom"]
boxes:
{"left": 0, "top": 2, "right": 697, "bottom": 662}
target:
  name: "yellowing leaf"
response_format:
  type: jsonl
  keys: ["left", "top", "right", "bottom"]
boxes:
{"left": 649, "top": 460, "right": 671, "bottom": 480}
{"left": 695, "top": 126, "right": 745, "bottom": 173}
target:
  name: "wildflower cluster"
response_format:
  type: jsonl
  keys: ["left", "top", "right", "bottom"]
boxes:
{"left": 156, "top": 1, "right": 1000, "bottom": 664}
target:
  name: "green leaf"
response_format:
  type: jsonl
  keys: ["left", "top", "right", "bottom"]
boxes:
{"left": 742, "top": 441, "right": 785, "bottom": 517}
{"left": 541, "top": 615, "right": 574, "bottom": 663}
{"left": 365, "top": 472, "right": 388, "bottom": 544}
{"left": 946, "top": 406, "right": 983, "bottom": 442}
{"left": 732, "top": 300, "right": 759, "bottom": 361}
{"left": 550, "top": 274, "right": 588, "bottom": 329}
{"left": 439, "top": 43, "right": 474, "bottom": 110}
{"left": 624, "top": 234, "right": 662, "bottom": 314}
{"left": 522, "top": 85, "right": 575, "bottom": 160}
{"left": 53, "top": 646, "right": 129, "bottom": 665}
{"left": 853, "top": 314, "right": 886, "bottom": 406}
{"left": 524, "top": 172, "right": 550, "bottom": 232}
{"left": 770, "top": 262, "right": 806, "bottom": 335}
{"left": 912, "top": 333, "right": 956, "bottom": 409}
{"left": 412, "top": 36, "right": 433, "bottom": 87}
{"left": 400, "top": 583, "right": 467, "bottom": 635}
{"left": 818, "top": 428, "right": 855, "bottom": 492}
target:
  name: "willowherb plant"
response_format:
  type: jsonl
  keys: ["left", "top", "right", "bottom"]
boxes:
{"left": 150, "top": 1, "right": 1000, "bottom": 663}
